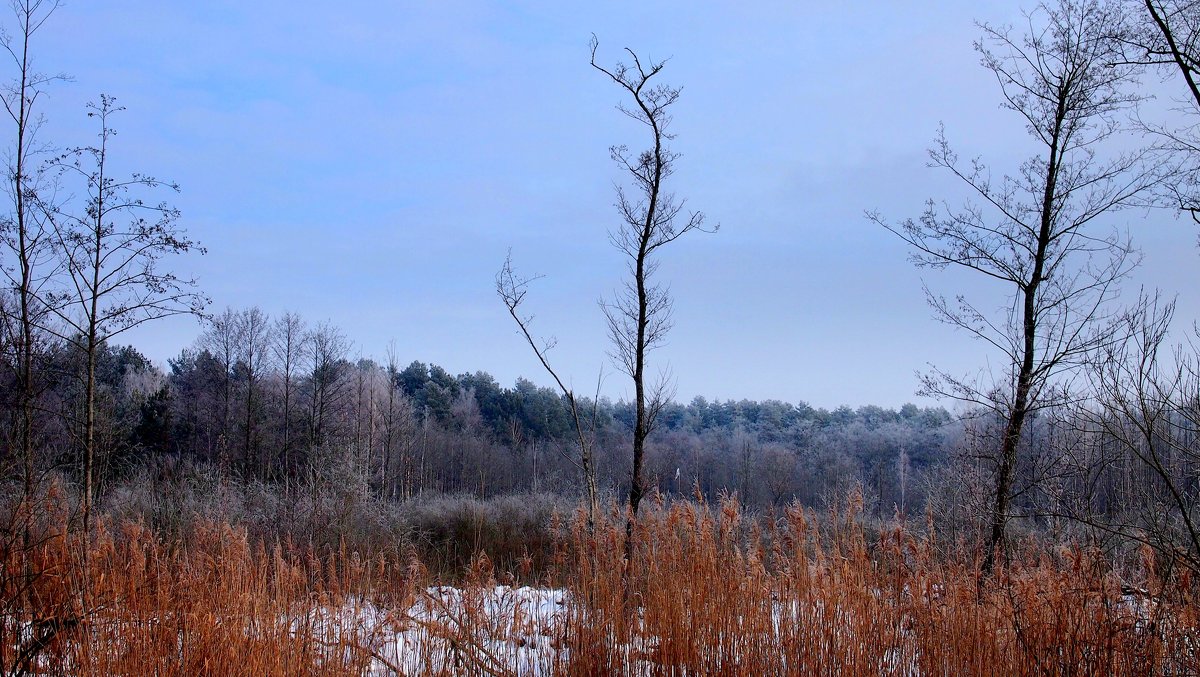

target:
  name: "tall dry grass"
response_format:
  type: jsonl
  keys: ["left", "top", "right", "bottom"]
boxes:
{"left": 558, "top": 492, "right": 1199, "bottom": 676}
{"left": 1, "top": 486, "right": 1197, "bottom": 675}
{"left": 1, "top": 495, "right": 422, "bottom": 675}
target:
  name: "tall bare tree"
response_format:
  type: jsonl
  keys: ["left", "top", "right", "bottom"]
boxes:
{"left": 590, "top": 38, "right": 714, "bottom": 555}
{"left": 42, "top": 95, "right": 206, "bottom": 535}
{"left": 0, "top": 6, "right": 66, "bottom": 664}
{"left": 0, "top": 0, "right": 61, "bottom": 500}
{"left": 870, "top": 0, "right": 1160, "bottom": 574}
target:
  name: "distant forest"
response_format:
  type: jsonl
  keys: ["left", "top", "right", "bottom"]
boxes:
{"left": 26, "top": 308, "right": 953, "bottom": 517}
{"left": 20, "top": 301, "right": 1192, "bottom": 564}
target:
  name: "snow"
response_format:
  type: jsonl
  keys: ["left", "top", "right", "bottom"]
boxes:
{"left": 316, "top": 585, "right": 568, "bottom": 676}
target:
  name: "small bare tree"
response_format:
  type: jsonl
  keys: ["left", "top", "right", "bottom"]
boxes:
{"left": 589, "top": 37, "right": 714, "bottom": 555}
{"left": 496, "top": 253, "right": 602, "bottom": 530}
{"left": 869, "top": 0, "right": 1161, "bottom": 574}
{"left": 42, "top": 95, "right": 206, "bottom": 537}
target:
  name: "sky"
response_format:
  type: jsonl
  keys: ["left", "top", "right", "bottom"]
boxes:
{"left": 18, "top": 0, "right": 1199, "bottom": 410}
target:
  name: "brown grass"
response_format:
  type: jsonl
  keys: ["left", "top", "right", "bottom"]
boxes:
{"left": 3, "top": 487, "right": 1198, "bottom": 675}
{"left": 559, "top": 492, "right": 1198, "bottom": 676}
{"left": 2, "top": 485, "right": 422, "bottom": 675}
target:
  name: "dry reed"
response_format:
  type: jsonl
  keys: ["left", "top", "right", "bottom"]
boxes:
{"left": 557, "top": 491, "right": 1198, "bottom": 676}
{"left": 2, "top": 487, "right": 1196, "bottom": 675}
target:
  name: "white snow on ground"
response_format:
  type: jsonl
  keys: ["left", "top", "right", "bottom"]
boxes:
{"left": 313, "top": 586, "right": 569, "bottom": 676}
{"left": 317, "top": 587, "right": 912, "bottom": 676}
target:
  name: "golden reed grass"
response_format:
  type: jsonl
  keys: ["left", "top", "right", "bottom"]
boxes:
{"left": 2, "top": 486, "right": 1197, "bottom": 675}
{"left": 560, "top": 492, "right": 1198, "bottom": 676}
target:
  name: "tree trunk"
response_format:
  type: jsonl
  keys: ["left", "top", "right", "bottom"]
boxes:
{"left": 282, "top": 371, "right": 291, "bottom": 489}
{"left": 623, "top": 110, "right": 664, "bottom": 566}
{"left": 983, "top": 110, "right": 1063, "bottom": 576}
{"left": 83, "top": 334, "right": 96, "bottom": 540}
{"left": 983, "top": 374, "right": 1032, "bottom": 575}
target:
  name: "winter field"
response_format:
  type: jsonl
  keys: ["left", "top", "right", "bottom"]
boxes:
{"left": 6, "top": 486, "right": 1198, "bottom": 676}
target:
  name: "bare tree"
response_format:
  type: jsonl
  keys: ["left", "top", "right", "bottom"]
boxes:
{"left": 1082, "top": 294, "right": 1200, "bottom": 572}
{"left": 42, "top": 95, "right": 206, "bottom": 536}
{"left": 0, "top": 4, "right": 64, "bottom": 668}
{"left": 272, "top": 310, "right": 307, "bottom": 485}
{"left": 380, "top": 341, "right": 417, "bottom": 500}
{"left": 589, "top": 37, "right": 714, "bottom": 554}
{"left": 199, "top": 307, "right": 237, "bottom": 466}
{"left": 897, "top": 445, "right": 911, "bottom": 513}
{"left": 1130, "top": 0, "right": 1200, "bottom": 110}
{"left": 0, "top": 0, "right": 61, "bottom": 501}
{"left": 1113, "top": 1, "right": 1200, "bottom": 222}
{"left": 350, "top": 356, "right": 387, "bottom": 481}
{"left": 734, "top": 427, "right": 756, "bottom": 505}
{"left": 382, "top": 341, "right": 400, "bottom": 497}
{"left": 869, "top": 0, "right": 1161, "bottom": 574}
{"left": 497, "top": 254, "right": 602, "bottom": 530}
{"left": 305, "top": 321, "right": 350, "bottom": 461}
{"left": 235, "top": 306, "right": 272, "bottom": 478}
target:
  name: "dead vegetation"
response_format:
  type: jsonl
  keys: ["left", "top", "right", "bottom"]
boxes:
{"left": 1, "top": 486, "right": 1196, "bottom": 675}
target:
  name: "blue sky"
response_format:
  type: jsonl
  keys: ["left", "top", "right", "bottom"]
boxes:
{"left": 24, "top": 1, "right": 1199, "bottom": 409}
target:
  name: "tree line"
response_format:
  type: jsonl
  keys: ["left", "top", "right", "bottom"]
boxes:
{"left": 8, "top": 306, "right": 954, "bottom": 515}
{"left": 12, "top": 301, "right": 1200, "bottom": 579}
